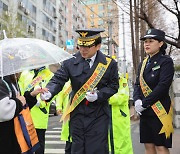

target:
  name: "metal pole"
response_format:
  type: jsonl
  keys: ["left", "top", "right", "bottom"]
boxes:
{"left": 108, "top": 20, "right": 113, "bottom": 56}
{"left": 122, "top": 13, "right": 126, "bottom": 77}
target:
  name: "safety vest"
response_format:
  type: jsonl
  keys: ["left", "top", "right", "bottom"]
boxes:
{"left": 56, "top": 81, "right": 72, "bottom": 141}
{"left": 18, "top": 68, "right": 54, "bottom": 129}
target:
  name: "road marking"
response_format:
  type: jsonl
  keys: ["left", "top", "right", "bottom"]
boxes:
{"left": 45, "top": 148, "right": 65, "bottom": 154}
{"left": 46, "top": 131, "right": 61, "bottom": 133}
{"left": 45, "top": 126, "right": 65, "bottom": 154}
{"left": 45, "top": 135, "right": 61, "bottom": 138}
{"left": 53, "top": 127, "right": 62, "bottom": 130}
{"left": 45, "top": 140, "right": 66, "bottom": 144}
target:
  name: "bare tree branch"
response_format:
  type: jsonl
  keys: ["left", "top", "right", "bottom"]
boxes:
{"left": 157, "top": 0, "right": 178, "bottom": 15}
{"left": 138, "top": 8, "right": 154, "bottom": 28}
{"left": 165, "top": 38, "right": 180, "bottom": 48}
{"left": 173, "top": 0, "right": 180, "bottom": 14}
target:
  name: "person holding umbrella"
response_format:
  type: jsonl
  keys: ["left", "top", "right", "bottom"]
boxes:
{"left": 0, "top": 73, "right": 46, "bottom": 154}
{"left": 40, "top": 28, "right": 119, "bottom": 154}
{"left": 133, "top": 28, "right": 174, "bottom": 154}
{"left": 18, "top": 66, "right": 56, "bottom": 154}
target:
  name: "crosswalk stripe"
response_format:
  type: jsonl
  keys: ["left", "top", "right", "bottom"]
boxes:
{"left": 45, "top": 140, "right": 65, "bottom": 144}
{"left": 53, "top": 127, "right": 62, "bottom": 130}
{"left": 45, "top": 126, "right": 65, "bottom": 154}
{"left": 46, "top": 131, "right": 61, "bottom": 133}
{"left": 45, "top": 135, "right": 61, "bottom": 138}
{"left": 45, "top": 148, "right": 65, "bottom": 154}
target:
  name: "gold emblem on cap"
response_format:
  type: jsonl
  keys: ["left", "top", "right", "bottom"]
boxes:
{"left": 79, "top": 32, "right": 88, "bottom": 37}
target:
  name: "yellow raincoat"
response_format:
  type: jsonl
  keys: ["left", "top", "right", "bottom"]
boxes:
{"left": 109, "top": 77, "right": 133, "bottom": 154}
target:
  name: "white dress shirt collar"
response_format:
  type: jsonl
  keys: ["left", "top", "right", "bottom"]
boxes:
{"left": 86, "top": 52, "right": 97, "bottom": 68}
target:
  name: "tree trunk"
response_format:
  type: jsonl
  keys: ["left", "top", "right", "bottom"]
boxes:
{"left": 134, "top": 0, "right": 140, "bottom": 66}
{"left": 130, "top": 0, "right": 138, "bottom": 81}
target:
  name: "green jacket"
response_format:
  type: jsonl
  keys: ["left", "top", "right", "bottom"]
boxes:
{"left": 109, "top": 77, "right": 133, "bottom": 154}
{"left": 18, "top": 68, "right": 54, "bottom": 129}
{"left": 56, "top": 81, "right": 71, "bottom": 141}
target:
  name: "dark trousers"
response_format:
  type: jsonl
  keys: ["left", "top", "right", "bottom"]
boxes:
{"left": 35, "top": 129, "right": 46, "bottom": 154}
{"left": 65, "top": 141, "right": 72, "bottom": 154}
{"left": 70, "top": 114, "right": 109, "bottom": 154}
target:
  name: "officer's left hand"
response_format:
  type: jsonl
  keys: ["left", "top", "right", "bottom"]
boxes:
{"left": 85, "top": 91, "right": 98, "bottom": 102}
{"left": 135, "top": 99, "right": 146, "bottom": 115}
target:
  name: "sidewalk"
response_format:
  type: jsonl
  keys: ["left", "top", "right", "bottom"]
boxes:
{"left": 130, "top": 106, "right": 180, "bottom": 154}
{"left": 170, "top": 128, "right": 180, "bottom": 154}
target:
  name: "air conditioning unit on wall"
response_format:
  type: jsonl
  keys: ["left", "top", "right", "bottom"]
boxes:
{"left": 24, "top": 9, "right": 30, "bottom": 15}
{"left": 19, "top": 2, "right": 25, "bottom": 8}
{"left": 28, "top": 25, "right": 34, "bottom": 33}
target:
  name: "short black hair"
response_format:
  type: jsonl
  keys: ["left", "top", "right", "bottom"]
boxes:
{"left": 94, "top": 37, "right": 102, "bottom": 46}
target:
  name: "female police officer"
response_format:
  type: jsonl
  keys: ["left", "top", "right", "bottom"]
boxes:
{"left": 133, "top": 28, "right": 174, "bottom": 154}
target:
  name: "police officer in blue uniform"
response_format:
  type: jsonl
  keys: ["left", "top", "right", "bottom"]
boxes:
{"left": 133, "top": 29, "right": 174, "bottom": 154}
{"left": 41, "top": 28, "right": 119, "bottom": 154}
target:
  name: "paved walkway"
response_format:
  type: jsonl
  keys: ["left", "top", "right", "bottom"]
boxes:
{"left": 130, "top": 106, "right": 180, "bottom": 154}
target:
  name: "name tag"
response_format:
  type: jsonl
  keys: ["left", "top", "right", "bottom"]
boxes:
{"left": 152, "top": 65, "right": 160, "bottom": 71}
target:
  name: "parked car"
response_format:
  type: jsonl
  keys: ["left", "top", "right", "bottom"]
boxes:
{"left": 49, "top": 101, "right": 58, "bottom": 116}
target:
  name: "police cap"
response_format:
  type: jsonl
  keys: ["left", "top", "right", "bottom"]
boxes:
{"left": 140, "top": 28, "right": 165, "bottom": 41}
{"left": 76, "top": 28, "right": 104, "bottom": 47}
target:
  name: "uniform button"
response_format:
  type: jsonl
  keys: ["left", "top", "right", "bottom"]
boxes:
{"left": 151, "top": 74, "right": 154, "bottom": 77}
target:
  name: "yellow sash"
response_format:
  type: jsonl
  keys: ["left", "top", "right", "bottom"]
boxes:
{"left": 140, "top": 57, "right": 173, "bottom": 138}
{"left": 63, "top": 85, "right": 72, "bottom": 97}
{"left": 61, "top": 57, "right": 112, "bottom": 122}
{"left": 25, "top": 71, "right": 51, "bottom": 91}
{"left": 14, "top": 105, "right": 39, "bottom": 153}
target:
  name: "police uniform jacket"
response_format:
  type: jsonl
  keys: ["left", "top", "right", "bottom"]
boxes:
{"left": 133, "top": 51, "right": 174, "bottom": 116}
{"left": 46, "top": 50, "right": 119, "bottom": 118}
{"left": 0, "top": 76, "right": 37, "bottom": 154}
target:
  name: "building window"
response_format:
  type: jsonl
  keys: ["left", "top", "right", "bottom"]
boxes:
{"left": 90, "top": 14, "right": 94, "bottom": 18}
{"left": 90, "top": 7, "right": 94, "bottom": 11}
{"left": 52, "top": 36, "right": 55, "bottom": 42}
{"left": 66, "top": 31, "right": 68, "bottom": 38}
{"left": 3, "top": 3, "right": 8, "bottom": 11}
{"left": 98, "top": 5, "right": 104, "bottom": 11}
{"left": 98, "top": 20, "right": 103, "bottom": 26}
{"left": 91, "top": 21, "right": 94, "bottom": 27}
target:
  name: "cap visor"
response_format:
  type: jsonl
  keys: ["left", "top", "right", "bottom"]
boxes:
{"left": 140, "top": 34, "right": 159, "bottom": 41}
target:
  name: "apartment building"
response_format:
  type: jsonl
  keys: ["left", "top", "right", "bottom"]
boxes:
{"left": 83, "top": 0, "right": 119, "bottom": 56}
{"left": 0, "top": 0, "right": 87, "bottom": 51}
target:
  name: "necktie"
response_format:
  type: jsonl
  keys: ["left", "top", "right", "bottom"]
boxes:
{"left": 145, "top": 58, "right": 151, "bottom": 69}
{"left": 83, "top": 59, "right": 91, "bottom": 73}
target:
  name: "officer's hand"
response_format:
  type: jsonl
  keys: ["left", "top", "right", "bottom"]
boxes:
{"left": 135, "top": 99, "right": 146, "bottom": 115}
{"left": 85, "top": 91, "right": 98, "bottom": 102}
{"left": 40, "top": 91, "right": 52, "bottom": 101}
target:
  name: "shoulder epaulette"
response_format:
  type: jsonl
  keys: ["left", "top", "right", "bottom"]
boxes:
{"left": 105, "top": 55, "right": 113, "bottom": 59}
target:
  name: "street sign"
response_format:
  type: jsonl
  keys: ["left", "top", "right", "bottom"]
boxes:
{"left": 66, "top": 39, "right": 74, "bottom": 50}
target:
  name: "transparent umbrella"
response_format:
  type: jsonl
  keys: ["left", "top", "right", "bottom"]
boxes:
{"left": 0, "top": 37, "right": 73, "bottom": 77}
